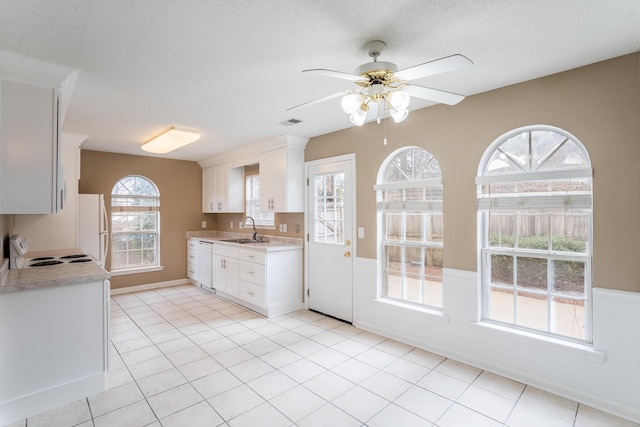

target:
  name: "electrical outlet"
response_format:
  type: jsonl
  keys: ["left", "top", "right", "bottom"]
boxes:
{"left": 295, "top": 224, "right": 300, "bottom": 233}
{"left": 278, "top": 224, "right": 283, "bottom": 232}
{"left": 282, "top": 224, "right": 287, "bottom": 232}
{"left": 201, "top": 220, "right": 207, "bottom": 228}
{"left": 230, "top": 221, "right": 233, "bottom": 229}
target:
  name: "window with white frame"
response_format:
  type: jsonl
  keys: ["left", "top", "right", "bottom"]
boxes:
{"left": 245, "top": 174, "right": 275, "bottom": 227}
{"left": 111, "top": 175, "right": 160, "bottom": 271}
{"left": 477, "top": 125, "right": 593, "bottom": 342}
{"left": 376, "top": 147, "right": 444, "bottom": 309}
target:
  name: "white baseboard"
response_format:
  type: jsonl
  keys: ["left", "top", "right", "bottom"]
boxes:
{"left": 109, "top": 278, "right": 193, "bottom": 295}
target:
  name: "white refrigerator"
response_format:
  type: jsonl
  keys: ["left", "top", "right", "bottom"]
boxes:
{"left": 78, "top": 194, "right": 108, "bottom": 267}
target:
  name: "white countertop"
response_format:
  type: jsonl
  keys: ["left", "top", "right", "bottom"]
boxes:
{"left": 0, "top": 249, "right": 110, "bottom": 294}
{"left": 186, "top": 231, "right": 303, "bottom": 252}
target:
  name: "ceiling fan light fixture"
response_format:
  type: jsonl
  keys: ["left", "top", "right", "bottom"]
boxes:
{"left": 349, "top": 105, "right": 368, "bottom": 126}
{"left": 341, "top": 93, "right": 362, "bottom": 114}
{"left": 141, "top": 127, "right": 200, "bottom": 154}
{"left": 388, "top": 90, "right": 411, "bottom": 111}
{"left": 390, "top": 108, "right": 409, "bottom": 123}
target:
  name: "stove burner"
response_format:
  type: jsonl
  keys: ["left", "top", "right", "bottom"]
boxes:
{"left": 30, "top": 260, "right": 64, "bottom": 267}
{"left": 30, "top": 256, "right": 55, "bottom": 261}
{"left": 69, "top": 258, "right": 92, "bottom": 263}
{"left": 59, "top": 254, "right": 88, "bottom": 259}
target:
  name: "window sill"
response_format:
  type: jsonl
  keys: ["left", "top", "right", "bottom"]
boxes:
{"left": 110, "top": 265, "right": 165, "bottom": 276}
{"left": 373, "top": 298, "right": 450, "bottom": 323}
{"left": 471, "top": 321, "right": 605, "bottom": 363}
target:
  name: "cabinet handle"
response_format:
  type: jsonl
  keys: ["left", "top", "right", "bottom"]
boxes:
{"left": 247, "top": 271, "right": 254, "bottom": 275}
{"left": 247, "top": 291, "right": 254, "bottom": 296}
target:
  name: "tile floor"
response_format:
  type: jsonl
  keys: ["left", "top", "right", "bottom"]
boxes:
{"left": 6, "top": 284, "right": 638, "bottom": 427}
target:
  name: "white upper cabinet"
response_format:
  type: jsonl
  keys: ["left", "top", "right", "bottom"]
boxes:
{"left": 202, "top": 162, "right": 244, "bottom": 213}
{"left": 0, "top": 50, "right": 77, "bottom": 214}
{"left": 259, "top": 144, "right": 305, "bottom": 212}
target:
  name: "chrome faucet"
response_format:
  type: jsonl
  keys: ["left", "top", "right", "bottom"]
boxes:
{"left": 245, "top": 216, "right": 257, "bottom": 240}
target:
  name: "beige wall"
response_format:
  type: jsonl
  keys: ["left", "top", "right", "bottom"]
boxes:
{"left": 79, "top": 150, "right": 207, "bottom": 290}
{"left": 305, "top": 52, "right": 640, "bottom": 293}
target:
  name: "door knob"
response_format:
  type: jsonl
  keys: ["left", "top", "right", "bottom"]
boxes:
{"left": 344, "top": 251, "right": 351, "bottom": 257}
{"left": 345, "top": 240, "right": 351, "bottom": 246}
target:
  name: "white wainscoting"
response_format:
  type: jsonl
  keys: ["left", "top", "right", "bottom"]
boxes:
{"left": 353, "top": 257, "right": 640, "bottom": 423}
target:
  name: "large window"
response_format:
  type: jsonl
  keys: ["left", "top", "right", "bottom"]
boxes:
{"left": 245, "top": 174, "right": 274, "bottom": 227}
{"left": 477, "top": 125, "right": 592, "bottom": 342}
{"left": 376, "top": 147, "right": 443, "bottom": 309}
{"left": 111, "top": 175, "right": 160, "bottom": 271}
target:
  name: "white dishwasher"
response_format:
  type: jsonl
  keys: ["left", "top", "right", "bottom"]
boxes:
{"left": 197, "top": 241, "right": 214, "bottom": 288}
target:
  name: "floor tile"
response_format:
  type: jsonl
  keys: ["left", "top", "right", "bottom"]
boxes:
{"left": 136, "top": 368, "right": 188, "bottom": 397}
{"left": 506, "top": 401, "right": 573, "bottom": 427}
{"left": 92, "top": 400, "right": 156, "bottom": 427}
{"left": 518, "top": 386, "right": 579, "bottom": 423}
{"left": 88, "top": 381, "right": 144, "bottom": 417}
{"left": 297, "top": 403, "right": 361, "bottom": 427}
{"left": 278, "top": 357, "right": 326, "bottom": 383}
{"left": 213, "top": 346, "right": 255, "bottom": 367}
{"left": 366, "top": 403, "right": 433, "bottom": 427}
{"left": 260, "top": 347, "right": 303, "bottom": 369}
{"left": 456, "top": 384, "right": 516, "bottom": 423}
{"left": 159, "top": 401, "right": 224, "bottom": 427}
{"left": 304, "top": 371, "right": 355, "bottom": 401}
{"left": 243, "top": 337, "right": 282, "bottom": 356}
{"left": 155, "top": 336, "right": 194, "bottom": 354}
{"left": 332, "top": 357, "right": 379, "bottom": 383}
{"left": 287, "top": 337, "right": 326, "bottom": 356}
{"left": 375, "top": 338, "right": 415, "bottom": 357}
{"left": 228, "top": 402, "right": 291, "bottom": 427}
{"left": 191, "top": 369, "right": 243, "bottom": 399}
{"left": 394, "top": 385, "right": 452, "bottom": 423}
{"left": 26, "top": 398, "right": 92, "bottom": 427}
{"left": 307, "top": 347, "right": 350, "bottom": 369}
{"left": 360, "top": 370, "right": 413, "bottom": 401}
{"left": 331, "top": 337, "right": 371, "bottom": 356}
{"left": 355, "top": 347, "right": 398, "bottom": 369}
{"left": 146, "top": 383, "right": 203, "bottom": 419}
{"left": 208, "top": 384, "right": 265, "bottom": 421}
{"left": 331, "top": 385, "right": 390, "bottom": 423}
{"left": 473, "top": 371, "right": 525, "bottom": 401}
{"left": 269, "top": 385, "right": 327, "bottom": 422}
{"left": 417, "top": 370, "right": 469, "bottom": 400}
{"left": 227, "top": 357, "right": 275, "bottom": 382}
{"left": 438, "top": 403, "right": 503, "bottom": 427}
{"left": 177, "top": 356, "right": 224, "bottom": 381}
{"left": 164, "top": 345, "right": 208, "bottom": 366}
{"left": 246, "top": 370, "right": 298, "bottom": 400}
{"left": 120, "top": 345, "right": 163, "bottom": 366}
{"left": 127, "top": 355, "right": 174, "bottom": 380}
{"left": 383, "top": 357, "right": 431, "bottom": 383}
{"left": 402, "top": 348, "right": 446, "bottom": 369}
{"left": 574, "top": 405, "right": 639, "bottom": 427}
{"left": 435, "top": 359, "right": 482, "bottom": 383}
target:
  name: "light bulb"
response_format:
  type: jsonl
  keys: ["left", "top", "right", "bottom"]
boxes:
{"left": 349, "top": 108, "right": 367, "bottom": 126}
{"left": 390, "top": 108, "right": 409, "bottom": 123}
{"left": 388, "top": 90, "right": 410, "bottom": 111}
{"left": 341, "top": 94, "right": 362, "bottom": 114}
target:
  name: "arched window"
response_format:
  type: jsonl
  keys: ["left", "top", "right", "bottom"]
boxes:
{"left": 477, "top": 125, "right": 592, "bottom": 342}
{"left": 376, "top": 147, "right": 444, "bottom": 309}
{"left": 111, "top": 175, "right": 160, "bottom": 271}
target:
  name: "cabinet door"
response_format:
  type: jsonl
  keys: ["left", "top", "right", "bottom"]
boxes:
{"left": 202, "top": 167, "right": 216, "bottom": 213}
{"left": 213, "top": 254, "right": 227, "bottom": 290}
{"left": 0, "top": 79, "right": 60, "bottom": 214}
{"left": 259, "top": 148, "right": 287, "bottom": 212}
{"left": 214, "top": 164, "right": 229, "bottom": 212}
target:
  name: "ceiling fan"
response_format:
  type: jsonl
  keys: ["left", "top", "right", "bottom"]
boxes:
{"left": 289, "top": 40, "right": 473, "bottom": 126}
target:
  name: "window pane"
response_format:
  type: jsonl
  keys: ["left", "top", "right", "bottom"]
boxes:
{"left": 488, "top": 213, "right": 515, "bottom": 248}
{"left": 517, "top": 257, "right": 547, "bottom": 293}
{"left": 517, "top": 214, "right": 549, "bottom": 250}
{"left": 313, "top": 172, "right": 345, "bottom": 244}
{"left": 487, "top": 288, "right": 514, "bottom": 323}
{"left": 551, "top": 213, "right": 588, "bottom": 253}
{"left": 553, "top": 260, "right": 585, "bottom": 296}
{"left": 516, "top": 291, "right": 548, "bottom": 331}
{"left": 551, "top": 297, "right": 586, "bottom": 339}
{"left": 491, "top": 254, "right": 513, "bottom": 286}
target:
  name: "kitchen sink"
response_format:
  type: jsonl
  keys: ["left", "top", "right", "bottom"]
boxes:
{"left": 218, "top": 238, "right": 268, "bottom": 244}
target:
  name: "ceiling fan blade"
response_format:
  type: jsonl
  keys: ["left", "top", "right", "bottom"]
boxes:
{"left": 405, "top": 84, "right": 466, "bottom": 106}
{"left": 303, "top": 68, "right": 365, "bottom": 82}
{"left": 394, "top": 54, "right": 473, "bottom": 81}
{"left": 287, "top": 91, "right": 346, "bottom": 111}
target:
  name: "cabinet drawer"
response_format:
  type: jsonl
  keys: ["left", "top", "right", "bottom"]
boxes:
{"left": 238, "top": 280, "right": 266, "bottom": 308}
{"left": 214, "top": 244, "right": 238, "bottom": 258}
{"left": 238, "top": 250, "right": 265, "bottom": 264}
{"left": 239, "top": 261, "right": 265, "bottom": 286}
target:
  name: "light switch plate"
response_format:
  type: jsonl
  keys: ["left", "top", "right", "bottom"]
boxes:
{"left": 202, "top": 220, "right": 207, "bottom": 228}
{"left": 358, "top": 227, "right": 364, "bottom": 238}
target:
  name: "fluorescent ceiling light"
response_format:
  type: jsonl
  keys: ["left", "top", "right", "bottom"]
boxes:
{"left": 141, "top": 127, "right": 200, "bottom": 154}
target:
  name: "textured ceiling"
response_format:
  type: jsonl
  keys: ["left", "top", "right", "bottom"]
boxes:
{"left": 1, "top": 0, "right": 639, "bottom": 161}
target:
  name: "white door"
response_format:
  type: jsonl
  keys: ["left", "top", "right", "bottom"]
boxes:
{"left": 306, "top": 155, "right": 355, "bottom": 322}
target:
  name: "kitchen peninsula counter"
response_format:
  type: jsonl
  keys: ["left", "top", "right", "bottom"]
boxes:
{"left": 0, "top": 249, "right": 110, "bottom": 294}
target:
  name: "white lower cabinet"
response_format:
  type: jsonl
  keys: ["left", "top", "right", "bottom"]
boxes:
{"left": 197, "top": 241, "right": 214, "bottom": 288}
{"left": 187, "top": 238, "right": 199, "bottom": 281}
{"left": 213, "top": 243, "right": 302, "bottom": 317}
